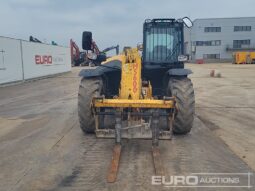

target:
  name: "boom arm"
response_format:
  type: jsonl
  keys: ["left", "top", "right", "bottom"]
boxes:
{"left": 119, "top": 48, "right": 141, "bottom": 99}
{"left": 91, "top": 41, "right": 100, "bottom": 55}
{"left": 70, "top": 39, "right": 80, "bottom": 60}
{"left": 102, "top": 45, "right": 120, "bottom": 55}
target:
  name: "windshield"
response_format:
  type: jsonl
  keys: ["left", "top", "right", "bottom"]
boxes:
{"left": 144, "top": 27, "right": 182, "bottom": 63}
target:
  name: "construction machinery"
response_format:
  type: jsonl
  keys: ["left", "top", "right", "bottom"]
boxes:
{"left": 70, "top": 39, "right": 83, "bottom": 66}
{"left": 102, "top": 45, "right": 119, "bottom": 55}
{"left": 233, "top": 51, "right": 255, "bottom": 64}
{"left": 70, "top": 39, "right": 119, "bottom": 66}
{"left": 29, "top": 36, "right": 42, "bottom": 43}
{"left": 78, "top": 17, "right": 195, "bottom": 182}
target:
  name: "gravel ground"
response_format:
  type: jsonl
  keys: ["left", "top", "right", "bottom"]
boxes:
{"left": 0, "top": 64, "right": 254, "bottom": 191}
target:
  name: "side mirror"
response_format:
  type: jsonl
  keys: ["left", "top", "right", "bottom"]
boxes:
{"left": 182, "top": 17, "right": 193, "bottom": 28}
{"left": 82, "top": 31, "right": 92, "bottom": 50}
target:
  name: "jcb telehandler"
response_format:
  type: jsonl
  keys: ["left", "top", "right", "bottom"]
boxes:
{"left": 78, "top": 17, "right": 195, "bottom": 182}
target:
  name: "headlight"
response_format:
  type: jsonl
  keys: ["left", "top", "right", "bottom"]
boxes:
{"left": 178, "top": 55, "right": 188, "bottom": 62}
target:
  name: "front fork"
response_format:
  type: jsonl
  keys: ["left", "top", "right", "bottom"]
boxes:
{"left": 107, "top": 110, "right": 174, "bottom": 183}
{"left": 115, "top": 111, "right": 122, "bottom": 144}
{"left": 107, "top": 111, "right": 122, "bottom": 183}
{"left": 114, "top": 110, "right": 174, "bottom": 145}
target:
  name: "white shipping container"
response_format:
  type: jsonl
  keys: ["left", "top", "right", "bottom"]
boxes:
{"left": 22, "top": 41, "right": 71, "bottom": 80}
{"left": 0, "top": 37, "right": 23, "bottom": 84}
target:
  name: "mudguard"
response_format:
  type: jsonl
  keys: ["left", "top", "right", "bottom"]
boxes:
{"left": 167, "top": 68, "right": 193, "bottom": 76}
{"left": 79, "top": 60, "right": 121, "bottom": 78}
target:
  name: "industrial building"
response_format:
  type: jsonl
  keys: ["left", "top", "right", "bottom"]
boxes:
{"left": 184, "top": 17, "right": 255, "bottom": 62}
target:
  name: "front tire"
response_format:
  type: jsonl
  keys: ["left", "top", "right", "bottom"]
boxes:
{"left": 78, "top": 77, "right": 103, "bottom": 133}
{"left": 168, "top": 77, "right": 195, "bottom": 134}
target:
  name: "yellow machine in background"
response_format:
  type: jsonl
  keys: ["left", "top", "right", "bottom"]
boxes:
{"left": 233, "top": 52, "right": 255, "bottom": 64}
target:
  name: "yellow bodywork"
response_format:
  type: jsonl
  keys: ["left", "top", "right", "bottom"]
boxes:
{"left": 94, "top": 99, "right": 174, "bottom": 109}
{"left": 94, "top": 48, "right": 175, "bottom": 109}
{"left": 233, "top": 52, "right": 255, "bottom": 64}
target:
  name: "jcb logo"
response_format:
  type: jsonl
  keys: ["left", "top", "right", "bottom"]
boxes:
{"left": 35, "top": 55, "right": 52, "bottom": 64}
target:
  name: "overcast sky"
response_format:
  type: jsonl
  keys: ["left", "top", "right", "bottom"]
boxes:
{"left": 1, "top": 0, "right": 255, "bottom": 51}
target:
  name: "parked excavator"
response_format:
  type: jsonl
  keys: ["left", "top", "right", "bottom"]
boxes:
{"left": 78, "top": 17, "right": 195, "bottom": 182}
{"left": 70, "top": 39, "right": 119, "bottom": 66}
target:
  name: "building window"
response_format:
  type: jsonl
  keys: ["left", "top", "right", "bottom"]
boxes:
{"left": 233, "top": 40, "right": 250, "bottom": 48}
{"left": 194, "top": 40, "right": 221, "bottom": 46}
{"left": 203, "top": 54, "right": 220, "bottom": 59}
{"left": 204, "top": 27, "right": 221, "bottom": 32}
{"left": 234, "top": 26, "right": 251, "bottom": 32}
{"left": 195, "top": 41, "right": 204, "bottom": 46}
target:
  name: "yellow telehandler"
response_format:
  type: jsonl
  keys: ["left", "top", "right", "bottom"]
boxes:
{"left": 78, "top": 17, "right": 195, "bottom": 182}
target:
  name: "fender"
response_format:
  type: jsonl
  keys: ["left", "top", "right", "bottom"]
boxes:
{"left": 167, "top": 68, "right": 193, "bottom": 76}
{"left": 79, "top": 60, "right": 121, "bottom": 78}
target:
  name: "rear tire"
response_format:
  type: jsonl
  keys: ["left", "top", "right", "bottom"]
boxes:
{"left": 78, "top": 77, "right": 103, "bottom": 133}
{"left": 168, "top": 77, "right": 195, "bottom": 134}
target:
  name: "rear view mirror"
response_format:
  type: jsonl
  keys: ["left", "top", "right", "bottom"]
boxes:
{"left": 82, "top": 31, "right": 92, "bottom": 50}
{"left": 182, "top": 17, "right": 193, "bottom": 28}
